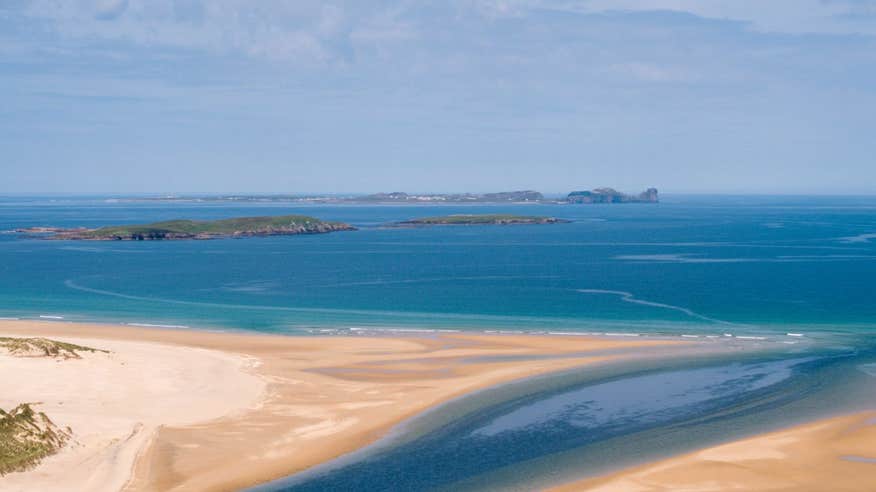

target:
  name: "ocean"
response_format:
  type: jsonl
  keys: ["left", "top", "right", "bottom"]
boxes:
{"left": 4, "top": 194, "right": 876, "bottom": 490}
{"left": 2, "top": 194, "right": 876, "bottom": 338}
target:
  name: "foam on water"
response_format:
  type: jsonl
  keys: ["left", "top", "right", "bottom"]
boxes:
{"left": 576, "top": 289, "right": 740, "bottom": 326}
{"left": 127, "top": 322, "right": 191, "bottom": 329}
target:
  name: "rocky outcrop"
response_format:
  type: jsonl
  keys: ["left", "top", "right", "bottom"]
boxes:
{"left": 398, "top": 214, "right": 569, "bottom": 226}
{"left": 17, "top": 215, "right": 356, "bottom": 241}
{"left": 357, "top": 190, "right": 544, "bottom": 203}
{"left": 567, "top": 188, "right": 659, "bottom": 204}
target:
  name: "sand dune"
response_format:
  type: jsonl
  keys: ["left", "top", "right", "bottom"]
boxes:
{"left": 0, "top": 331, "right": 264, "bottom": 492}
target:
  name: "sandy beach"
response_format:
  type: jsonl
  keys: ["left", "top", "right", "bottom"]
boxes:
{"left": 552, "top": 412, "right": 876, "bottom": 492}
{"left": 0, "top": 320, "right": 679, "bottom": 492}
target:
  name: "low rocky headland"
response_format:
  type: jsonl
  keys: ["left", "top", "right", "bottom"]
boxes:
{"left": 397, "top": 214, "right": 569, "bottom": 226}
{"left": 15, "top": 215, "right": 356, "bottom": 241}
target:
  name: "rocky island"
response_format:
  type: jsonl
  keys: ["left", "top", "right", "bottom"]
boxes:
{"left": 397, "top": 214, "right": 568, "bottom": 226}
{"left": 103, "top": 188, "right": 660, "bottom": 205}
{"left": 567, "top": 188, "right": 659, "bottom": 204}
{"left": 358, "top": 190, "right": 544, "bottom": 203}
{"left": 16, "top": 215, "right": 355, "bottom": 240}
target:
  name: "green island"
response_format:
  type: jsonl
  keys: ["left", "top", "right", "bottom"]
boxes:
{"left": 17, "top": 215, "right": 356, "bottom": 241}
{"left": 0, "top": 403, "right": 72, "bottom": 476}
{"left": 397, "top": 214, "right": 569, "bottom": 226}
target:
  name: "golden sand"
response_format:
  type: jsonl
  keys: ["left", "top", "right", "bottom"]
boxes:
{"left": 551, "top": 412, "right": 876, "bottom": 492}
{"left": 0, "top": 320, "right": 679, "bottom": 492}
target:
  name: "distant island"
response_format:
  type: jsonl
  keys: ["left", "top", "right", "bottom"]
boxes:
{"left": 566, "top": 188, "right": 659, "bottom": 204}
{"left": 397, "top": 214, "right": 568, "bottom": 226}
{"left": 16, "top": 215, "right": 355, "bottom": 240}
{"left": 114, "top": 188, "right": 658, "bottom": 204}
{"left": 357, "top": 190, "right": 544, "bottom": 203}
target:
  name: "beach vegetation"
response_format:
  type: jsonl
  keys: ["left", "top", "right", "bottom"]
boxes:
{"left": 0, "top": 404, "right": 72, "bottom": 476}
{"left": 0, "top": 337, "right": 107, "bottom": 359}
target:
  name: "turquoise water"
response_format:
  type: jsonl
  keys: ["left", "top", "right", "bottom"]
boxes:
{"left": 4, "top": 194, "right": 876, "bottom": 490}
{"left": 1, "top": 194, "right": 875, "bottom": 336}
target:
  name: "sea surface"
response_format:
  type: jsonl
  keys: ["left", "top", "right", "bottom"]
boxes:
{"left": 3, "top": 194, "right": 876, "bottom": 490}
{"left": 1, "top": 194, "right": 875, "bottom": 337}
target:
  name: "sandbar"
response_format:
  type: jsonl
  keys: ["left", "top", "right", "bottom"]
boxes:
{"left": 552, "top": 412, "right": 876, "bottom": 491}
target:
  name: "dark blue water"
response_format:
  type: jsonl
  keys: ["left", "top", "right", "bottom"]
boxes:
{"left": 2, "top": 194, "right": 876, "bottom": 336}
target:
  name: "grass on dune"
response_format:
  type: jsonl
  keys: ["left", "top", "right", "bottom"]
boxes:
{"left": 0, "top": 337, "right": 108, "bottom": 359}
{"left": 0, "top": 404, "right": 72, "bottom": 476}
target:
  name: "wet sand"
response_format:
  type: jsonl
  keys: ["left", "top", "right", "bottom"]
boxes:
{"left": 0, "top": 320, "right": 680, "bottom": 492}
{"left": 552, "top": 412, "right": 876, "bottom": 492}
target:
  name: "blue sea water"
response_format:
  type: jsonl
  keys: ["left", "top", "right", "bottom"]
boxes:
{"left": 1, "top": 194, "right": 876, "bottom": 336}
{"left": 3, "top": 194, "right": 876, "bottom": 490}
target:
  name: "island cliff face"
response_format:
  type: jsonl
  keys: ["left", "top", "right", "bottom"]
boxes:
{"left": 18, "top": 215, "right": 355, "bottom": 240}
{"left": 567, "top": 188, "right": 658, "bottom": 204}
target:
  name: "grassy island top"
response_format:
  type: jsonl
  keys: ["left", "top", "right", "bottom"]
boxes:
{"left": 399, "top": 214, "right": 568, "bottom": 225}
{"left": 34, "top": 215, "right": 355, "bottom": 240}
{"left": 92, "top": 215, "right": 337, "bottom": 235}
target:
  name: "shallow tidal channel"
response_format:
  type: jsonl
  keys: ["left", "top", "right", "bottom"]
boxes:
{"left": 251, "top": 337, "right": 876, "bottom": 492}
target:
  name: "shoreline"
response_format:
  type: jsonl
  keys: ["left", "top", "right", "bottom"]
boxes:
{"left": 0, "top": 312, "right": 826, "bottom": 346}
{"left": 0, "top": 319, "right": 687, "bottom": 491}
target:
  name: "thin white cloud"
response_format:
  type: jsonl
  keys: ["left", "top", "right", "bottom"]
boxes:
{"left": 94, "top": 0, "right": 129, "bottom": 20}
{"left": 12, "top": 0, "right": 876, "bottom": 67}
{"left": 512, "top": 0, "right": 876, "bottom": 35}
{"left": 21, "top": 1, "right": 392, "bottom": 63}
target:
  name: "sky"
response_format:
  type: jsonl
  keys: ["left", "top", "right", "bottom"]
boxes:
{"left": 2, "top": 0, "right": 875, "bottom": 194}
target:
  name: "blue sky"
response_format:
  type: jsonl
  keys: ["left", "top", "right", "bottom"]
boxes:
{"left": 2, "top": 1, "right": 875, "bottom": 194}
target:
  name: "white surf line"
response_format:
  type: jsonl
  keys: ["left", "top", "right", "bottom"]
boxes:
{"left": 38, "top": 315, "right": 64, "bottom": 320}
{"left": 0, "top": 317, "right": 20, "bottom": 320}
{"left": 127, "top": 323, "right": 190, "bottom": 329}
{"left": 350, "top": 327, "right": 436, "bottom": 333}
{"left": 576, "top": 289, "right": 739, "bottom": 326}
{"left": 787, "top": 332, "right": 804, "bottom": 337}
